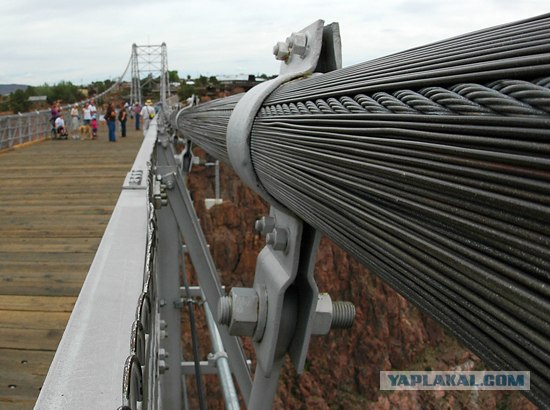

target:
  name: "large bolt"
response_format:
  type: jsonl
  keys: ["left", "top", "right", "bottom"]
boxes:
{"left": 218, "top": 296, "right": 232, "bottom": 325}
{"left": 273, "top": 41, "right": 290, "bottom": 61}
{"left": 217, "top": 288, "right": 259, "bottom": 337}
{"left": 312, "top": 293, "right": 356, "bottom": 335}
{"left": 159, "top": 360, "right": 169, "bottom": 374}
{"left": 254, "top": 215, "right": 275, "bottom": 236}
{"left": 289, "top": 32, "right": 308, "bottom": 57}
{"left": 266, "top": 227, "right": 288, "bottom": 251}
{"left": 331, "top": 301, "right": 356, "bottom": 329}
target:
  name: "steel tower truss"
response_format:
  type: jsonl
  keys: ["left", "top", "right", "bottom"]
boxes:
{"left": 130, "top": 43, "right": 171, "bottom": 106}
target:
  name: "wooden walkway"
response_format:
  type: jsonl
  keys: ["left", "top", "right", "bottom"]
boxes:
{"left": 0, "top": 127, "right": 144, "bottom": 409}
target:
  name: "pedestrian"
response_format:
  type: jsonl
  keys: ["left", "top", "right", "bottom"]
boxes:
{"left": 133, "top": 102, "right": 141, "bottom": 130}
{"left": 54, "top": 115, "right": 68, "bottom": 139}
{"left": 82, "top": 102, "right": 92, "bottom": 126}
{"left": 89, "top": 99, "right": 97, "bottom": 118}
{"left": 105, "top": 102, "right": 117, "bottom": 142}
{"left": 91, "top": 115, "right": 98, "bottom": 140}
{"left": 140, "top": 99, "right": 155, "bottom": 137}
{"left": 49, "top": 102, "right": 59, "bottom": 137}
{"left": 70, "top": 103, "right": 80, "bottom": 139}
{"left": 118, "top": 102, "right": 127, "bottom": 137}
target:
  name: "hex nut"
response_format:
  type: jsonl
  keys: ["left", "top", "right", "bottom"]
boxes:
{"left": 228, "top": 287, "right": 259, "bottom": 337}
{"left": 290, "top": 32, "right": 308, "bottom": 57}
{"left": 273, "top": 41, "right": 290, "bottom": 61}
{"left": 266, "top": 227, "right": 288, "bottom": 251}
{"left": 255, "top": 215, "right": 276, "bottom": 235}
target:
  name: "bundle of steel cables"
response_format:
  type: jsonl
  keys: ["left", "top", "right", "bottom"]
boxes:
{"left": 175, "top": 13, "right": 550, "bottom": 408}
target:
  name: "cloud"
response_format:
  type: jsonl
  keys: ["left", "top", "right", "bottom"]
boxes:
{"left": 0, "top": 0, "right": 548, "bottom": 85}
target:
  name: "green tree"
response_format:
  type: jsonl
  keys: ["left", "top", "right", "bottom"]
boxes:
{"left": 195, "top": 75, "right": 209, "bottom": 88}
{"left": 49, "top": 81, "right": 85, "bottom": 103}
{"left": 168, "top": 70, "right": 180, "bottom": 83}
{"left": 177, "top": 83, "right": 195, "bottom": 100}
{"left": 208, "top": 76, "right": 219, "bottom": 86}
{"left": 9, "top": 89, "right": 31, "bottom": 113}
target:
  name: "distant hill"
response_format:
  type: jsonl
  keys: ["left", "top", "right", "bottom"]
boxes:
{"left": 0, "top": 84, "right": 28, "bottom": 96}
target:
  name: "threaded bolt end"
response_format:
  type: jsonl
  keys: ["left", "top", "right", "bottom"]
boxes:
{"left": 331, "top": 302, "right": 356, "bottom": 329}
{"left": 218, "top": 296, "right": 232, "bottom": 325}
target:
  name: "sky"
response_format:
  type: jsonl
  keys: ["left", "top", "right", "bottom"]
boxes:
{"left": 1, "top": 0, "right": 548, "bottom": 86}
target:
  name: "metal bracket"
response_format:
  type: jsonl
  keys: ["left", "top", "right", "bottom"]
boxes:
{"left": 251, "top": 206, "right": 321, "bottom": 376}
{"left": 226, "top": 19, "right": 341, "bottom": 208}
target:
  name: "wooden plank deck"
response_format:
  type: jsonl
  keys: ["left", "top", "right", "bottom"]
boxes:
{"left": 0, "top": 127, "right": 144, "bottom": 409}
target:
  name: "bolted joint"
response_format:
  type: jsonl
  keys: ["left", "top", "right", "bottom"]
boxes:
{"left": 273, "top": 41, "right": 290, "bottom": 61}
{"left": 311, "top": 293, "right": 356, "bottom": 335}
{"left": 254, "top": 215, "right": 276, "bottom": 236}
{"left": 159, "top": 360, "right": 169, "bottom": 374}
{"left": 289, "top": 32, "right": 308, "bottom": 57}
{"left": 218, "top": 296, "right": 232, "bottom": 325}
{"left": 266, "top": 227, "right": 288, "bottom": 251}
{"left": 159, "top": 348, "right": 169, "bottom": 360}
{"left": 217, "top": 288, "right": 259, "bottom": 337}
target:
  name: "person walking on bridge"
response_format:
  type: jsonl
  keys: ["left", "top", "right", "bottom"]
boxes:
{"left": 140, "top": 99, "right": 155, "bottom": 137}
{"left": 82, "top": 102, "right": 92, "bottom": 126}
{"left": 133, "top": 102, "right": 141, "bottom": 130}
{"left": 104, "top": 102, "right": 117, "bottom": 142}
{"left": 118, "top": 102, "right": 127, "bottom": 137}
{"left": 70, "top": 103, "right": 80, "bottom": 139}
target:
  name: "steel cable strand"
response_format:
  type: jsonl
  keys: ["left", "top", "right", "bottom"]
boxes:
{"left": 250, "top": 127, "right": 550, "bottom": 261}
{"left": 249, "top": 125, "right": 550, "bottom": 278}
{"left": 265, "top": 50, "right": 550, "bottom": 105}
{"left": 252, "top": 123, "right": 550, "bottom": 224}
{"left": 267, "top": 16, "right": 550, "bottom": 100}
{"left": 250, "top": 122, "right": 550, "bottom": 235}
{"left": 419, "top": 86, "right": 495, "bottom": 115}
{"left": 393, "top": 90, "right": 452, "bottom": 115}
{"left": 265, "top": 16, "right": 550, "bottom": 104}
{"left": 451, "top": 83, "right": 548, "bottom": 116}
{"left": 252, "top": 152, "right": 547, "bottom": 390}
{"left": 488, "top": 78, "right": 550, "bottom": 113}
{"left": 264, "top": 153, "right": 550, "bottom": 365}
{"left": 251, "top": 138, "right": 550, "bottom": 320}
{"left": 296, "top": 151, "right": 550, "bottom": 299}
{"left": 259, "top": 78, "right": 550, "bottom": 118}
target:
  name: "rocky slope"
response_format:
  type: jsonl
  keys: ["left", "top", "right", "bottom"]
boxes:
{"left": 181, "top": 148, "right": 536, "bottom": 409}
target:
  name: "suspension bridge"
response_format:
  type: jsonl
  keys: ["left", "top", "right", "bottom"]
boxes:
{"left": 0, "top": 13, "right": 549, "bottom": 410}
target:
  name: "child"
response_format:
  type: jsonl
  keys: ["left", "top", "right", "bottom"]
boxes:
{"left": 91, "top": 115, "right": 98, "bottom": 140}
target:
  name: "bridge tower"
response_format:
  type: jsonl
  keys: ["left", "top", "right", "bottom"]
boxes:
{"left": 129, "top": 43, "right": 170, "bottom": 106}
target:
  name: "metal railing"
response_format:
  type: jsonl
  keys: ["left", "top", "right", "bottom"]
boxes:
{"left": 0, "top": 111, "right": 52, "bottom": 150}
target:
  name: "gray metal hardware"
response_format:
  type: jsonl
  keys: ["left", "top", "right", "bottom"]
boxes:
{"left": 157, "top": 132, "right": 254, "bottom": 402}
{"left": 226, "top": 20, "right": 340, "bottom": 209}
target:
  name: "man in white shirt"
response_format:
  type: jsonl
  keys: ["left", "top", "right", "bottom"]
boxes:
{"left": 140, "top": 99, "right": 155, "bottom": 137}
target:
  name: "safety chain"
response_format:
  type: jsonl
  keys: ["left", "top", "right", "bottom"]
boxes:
{"left": 258, "top": 77, "right": 550, "bottom": 118}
